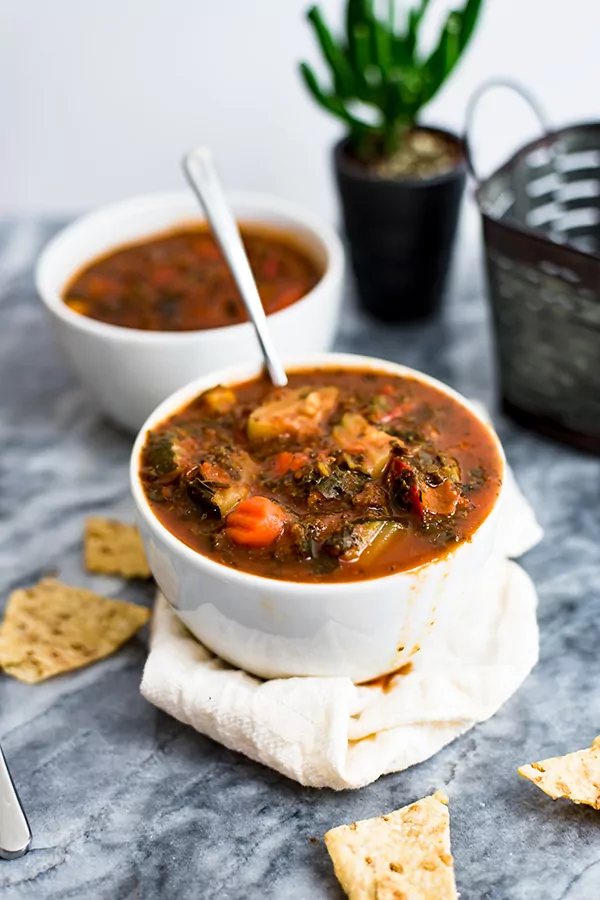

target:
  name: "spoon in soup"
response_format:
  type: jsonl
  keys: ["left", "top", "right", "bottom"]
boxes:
{"left": 183, "top": 148, "right": 288, "bottom": 388}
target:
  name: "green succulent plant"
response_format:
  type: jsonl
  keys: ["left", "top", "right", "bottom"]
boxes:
{"left": 300, "top": 0, "right": 483, "bottom": 159}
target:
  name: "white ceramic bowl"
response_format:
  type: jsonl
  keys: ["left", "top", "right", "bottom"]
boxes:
{"left": 130, "top": 353, "right": 506, "bottom": 683}
{"left": 36, "top": 190, "right": 344, "bottom": 432}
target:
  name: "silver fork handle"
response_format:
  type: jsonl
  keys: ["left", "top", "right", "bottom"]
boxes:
{"left": 0, "top": 745, "right": 31, "bottom": 860}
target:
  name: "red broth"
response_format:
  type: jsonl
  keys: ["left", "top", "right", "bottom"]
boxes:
{"left": 62, "top": 223, "right": 323, "bottom": 331}
{"left": 139, "top": 368, "right": 503, "bottom": 583}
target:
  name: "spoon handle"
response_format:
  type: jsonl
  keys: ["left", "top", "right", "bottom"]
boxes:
{"left": 183, "top": 147, "right": 288, "bottom": 388}
{"left": 0, "top": 745, "right": 31, "bottom": 860}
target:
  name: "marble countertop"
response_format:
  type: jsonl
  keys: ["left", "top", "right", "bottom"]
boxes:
{"left": 1, "top": 219, "right": 599, "bottom": 900}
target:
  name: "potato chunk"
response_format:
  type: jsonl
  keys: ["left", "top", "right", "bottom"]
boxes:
{"left": 247, "top": 386, "right": 338, "bottom": 442}
{"left": 202, "top": 386, "right": 237, "bottom": 416}
{"left": 333, "top": 413, "right": 396, "bottom": 476}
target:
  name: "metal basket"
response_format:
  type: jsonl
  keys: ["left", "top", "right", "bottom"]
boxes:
{"left": 465, "top": 81, "right": 600, "bottom": 454}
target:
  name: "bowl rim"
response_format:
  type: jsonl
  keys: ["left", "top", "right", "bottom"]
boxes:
{"left": 130, "top": 352, "right": 506, "bottom": 595}
{"left": 35, "top": 189, "right": 344, "bottom": 345}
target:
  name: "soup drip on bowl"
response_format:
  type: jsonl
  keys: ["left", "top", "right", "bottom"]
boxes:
{"left": 139, "top": 366, "right": 503, "bottom": 583}
{"left": 62, "top": 223, "right": 322, "bottom": 332}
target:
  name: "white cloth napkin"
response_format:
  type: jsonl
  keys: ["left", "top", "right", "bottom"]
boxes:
{"left": 141, "top": 466, "right": 542, "bottom": 790}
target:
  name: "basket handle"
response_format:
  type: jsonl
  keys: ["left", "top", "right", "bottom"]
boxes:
{"left": 463, "top": 79, "right": 550, "bottom": 184}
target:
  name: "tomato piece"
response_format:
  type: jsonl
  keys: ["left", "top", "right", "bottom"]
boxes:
{"left": 419, "top": 481, "right": 461, "bottom": 516}
{"left": 273, "top": 451, "right": 309, "bottom": 476}
{"left": 410, "top": 485, "right": 424, "bottom": 516}
{"left": 378, "top": 404, "right": 406, "bottom": 424}
{"left": 388, "top": 457, "right": 424, "bottom": 516}
{"left": 390, "top": 456, "right": 461, "bottom": 517}
{"left": 199, "top": 461, "right": 229, "bottom": 484}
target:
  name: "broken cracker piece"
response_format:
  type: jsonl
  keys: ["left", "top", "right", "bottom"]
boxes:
{"left": 519, "top": 736, "right": 600, "bottom": 809}
{"left": 0, "top": 578, "right": 151, "bottom": 683}
{"left": 85, "top": 517, "right": 150, "bottom": 579}
{"left": 324, "top": 791, "right": 457, "bottom": 900}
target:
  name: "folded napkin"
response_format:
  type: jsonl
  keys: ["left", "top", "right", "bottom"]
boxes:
{"left": 141, "top": 467, "right": 542, "bottom": 790}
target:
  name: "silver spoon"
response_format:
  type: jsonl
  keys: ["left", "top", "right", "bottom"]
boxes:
{"left": 183, "top": 147, "right": 288, "bottom": 388}
{"left": 0, "top": 744, "right": 31, "bottom": 860}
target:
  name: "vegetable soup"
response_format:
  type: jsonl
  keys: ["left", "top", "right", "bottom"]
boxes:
{"left": 62, "top": 224, "right": 322, "bottom": 331}
{"left": 139, "top": 368, "right": 503, "bottom": 583}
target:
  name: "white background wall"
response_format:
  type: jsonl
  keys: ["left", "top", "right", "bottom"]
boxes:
{"left": 1, "top": 0, "right": 598, "bottom": 222}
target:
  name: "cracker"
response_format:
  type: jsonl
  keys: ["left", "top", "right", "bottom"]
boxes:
{"left": 85, "top": 517, "right": 151, "bottom": 579}
{"left": 0, "top": 578, "right": 151, "bottom": 683}
{"left": 324, "top": 791, "right": 457, "bottom": 900}
{"left": 519, "top": 736, "right": 600, "bottom": 809}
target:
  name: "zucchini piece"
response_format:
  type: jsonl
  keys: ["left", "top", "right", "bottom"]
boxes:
{"left": 146, "top": 434, "right": 177, "bottom": 477}
{"left": 341, "top": 521, "right": 402, "bottom": 563}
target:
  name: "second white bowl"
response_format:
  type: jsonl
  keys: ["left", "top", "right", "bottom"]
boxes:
{"left": 36, "top": 190, "right": 344, "bottom": 431}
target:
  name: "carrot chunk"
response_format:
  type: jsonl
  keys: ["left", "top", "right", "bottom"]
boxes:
{"left": 273, "top": 451, "right": 309, "bottom": 476}
{"left": 226, "top": 497, "right": 287, "bottom": 548}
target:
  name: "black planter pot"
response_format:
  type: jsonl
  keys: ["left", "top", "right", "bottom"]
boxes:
{"left": 333, "top": 130, "right": 466, "bottom": 322}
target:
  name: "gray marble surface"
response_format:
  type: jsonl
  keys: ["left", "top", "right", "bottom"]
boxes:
{"left": 0, "top": 218, "right": 599, "bottom": 900}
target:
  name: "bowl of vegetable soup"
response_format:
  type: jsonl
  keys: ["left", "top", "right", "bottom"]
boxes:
{"left": 131, "top": 353, "right": 505, "bottom": 682}
{"left": 36, "top": 191, "right": 343, "bottom": 431}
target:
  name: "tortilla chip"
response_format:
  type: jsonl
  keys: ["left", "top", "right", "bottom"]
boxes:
{"left": 0, "top": 578, "right": 151, "bottom": 683}
{"left": 85, "top": 517, "right": 151, "bottom": 579}
{"left": 519, "top": 736, "right": 600, "bottom": 809}
{"left": 324, "top": 791, "right": 457, "bottom": 900}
